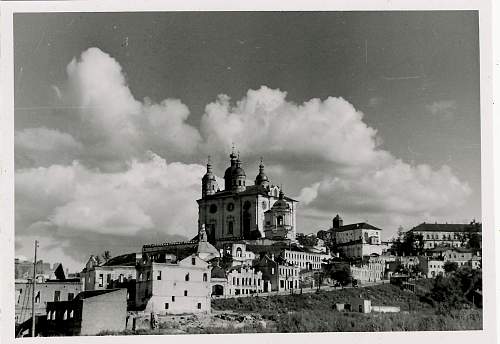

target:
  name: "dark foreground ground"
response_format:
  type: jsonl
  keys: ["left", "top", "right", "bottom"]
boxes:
{"left": 99, "top": 283, "right": 482, "bottom": 335}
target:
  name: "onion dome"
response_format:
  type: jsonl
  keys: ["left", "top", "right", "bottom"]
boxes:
{"left": 255, "top": 157, "right": 269, "bottom": 186}
{"left": 232, "top": 157, "right": 246, "bottom": 178}
{"left": 271, "top": 190, "right": 290, "bottom": 210}
{"left": 224, "top": 148, "right": 238, "bottom": 190}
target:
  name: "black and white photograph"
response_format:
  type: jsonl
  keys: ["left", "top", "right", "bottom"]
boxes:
{"left": 0, "top": 1, "right": 496, "bottom": 342}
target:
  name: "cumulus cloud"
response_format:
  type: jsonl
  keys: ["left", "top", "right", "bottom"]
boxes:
{"left": 57, "top": 47, "right": 201, "bottom": 167}
{"left": 201, "top": 86, "right": 391, "bottom": 168}
{"left": 15, "top": 127, "right": 83, "bottom": 167}
{"left": 200, "top": 86, "right": 472, "bottom": 232}
{"left": 16, "top": 153, "right": 204, "bottom": 265}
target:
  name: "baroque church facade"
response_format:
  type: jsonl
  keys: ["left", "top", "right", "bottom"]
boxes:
{"left": 197, "top": 150, "right": 297, "bottom": 243}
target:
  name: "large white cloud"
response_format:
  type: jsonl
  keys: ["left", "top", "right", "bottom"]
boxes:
{"left": 53, "top": 47, "right": 201, "bottom": 167}
{"left": 200, "top": 86, "right": 472, "bottom": 233}
{"left": 16, "top": 153, "right": 204, "bottom": 266}
{"left": 201, "top": 86, "right": 391, "bottom": 167}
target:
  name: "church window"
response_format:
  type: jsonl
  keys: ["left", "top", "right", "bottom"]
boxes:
{"left": 198, "top": 303, "right": 202, "bottom": 309}
{"left": 184, "top": 290, "right": 188, "bottom": 296}
{"left": 227, "top": 203, "right": 234, "bottom": 211}
{"left": 209, "top": 204, "right": 218, "bottom": 214}
{"left": 277, "top": 216, "right": 283, "bottom": 226}
{"left": 203, "top": 273, "right": 208, "bottom": 282}
{"left": 236, "top": 247, "right": 242, "bottom": 257}
{"left": 185, "top": 273, "right": 190, "bottom": 281}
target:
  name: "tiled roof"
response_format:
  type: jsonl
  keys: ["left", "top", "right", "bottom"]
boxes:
{"left": 409, "top": 223, "right": 481, "bottom": 233}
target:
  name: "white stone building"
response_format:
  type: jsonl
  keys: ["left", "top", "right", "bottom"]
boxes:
{"left": 197, "top": 152, "right": 297, "bottom": 242}
{"left": 135, "top": 254, "right": 211, "bottom": 314}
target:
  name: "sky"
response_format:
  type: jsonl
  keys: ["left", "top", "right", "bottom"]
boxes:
{"left": 13, "top": 11, "right": 480, "bottom": 271}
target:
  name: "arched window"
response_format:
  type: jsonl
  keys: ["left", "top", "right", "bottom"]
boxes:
{"left": 236, "top": 247, "right": 242, "bottom": 257}
{"left": 203, "top": 273, "right": 208, "bottom": 282}
{"left": 185, "top": 273, "right": 190, "bottom": 281}
{"left": 63, "top": 310, "right": 67, "bottom": 320}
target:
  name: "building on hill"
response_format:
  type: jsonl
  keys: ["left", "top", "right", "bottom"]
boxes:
{"left": 135, "top": 254, "right": 211, "bottom": 314}
{"left": 197, "top": 151, "right": 297, "bottom": 243}
{"left": 426, "top": 247, "right": 481, "bottom": 270}
{"left": 81, "top": 253, "right": 140, "bottom": 309}
{"left": 419, "top": 257, "right": 445, "bottom": 278}
{"left": 407, "top": 221, "right": 481, "bottom": 249}
{"left": 323, "top": 214, "right": 383, "bottom": 259}
{"left": 226, "top": 266, "right": 264, "bottom": 296}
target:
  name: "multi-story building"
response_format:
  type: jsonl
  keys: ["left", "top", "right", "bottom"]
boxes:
{"left": 427, "top": 247, "right": 481, "bottom": 270}
{"left": 419, "top": 257, "right": 445, "bottom": 278}
{"left": 324, "top": 215, "right": 383, "bottom": 258}
{"left": 135, "top": 254, "right": 211, "bottom": 314}
{"left": 407, "top": 221, "right": 482, "bottom": 249}
{"left": 15, "top": 275, "right": 82, "bottom": 324}
{"left": 277, "top": 264, "right": 300, "bottom": 291}
{"left": 226, "top": 266, "right": 264, "bottom": 296}
{"left": 81, "top": 253, "right": 140, "bottom": 308}
{"left": 350, "top": 257, "right": 385, "bottom": 283}
{"left": 197, "top": 152, "right": 297, "bottom": 242}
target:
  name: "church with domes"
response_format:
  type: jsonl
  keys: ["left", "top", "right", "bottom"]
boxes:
{"left": 197, "top": 149, "right": 297, "bottom": 244}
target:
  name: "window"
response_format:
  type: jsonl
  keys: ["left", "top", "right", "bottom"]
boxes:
{"left": 192, "top": 257, "right": 196, "bottom": 265}
{"left": 203, "top": 273, "right": 208, "bottom": 282}
{"left": 63, "top": 310, "right": 67, "bottom": 320}
{"left": 165, "top": 303, "right": 169, "bottom": 310}
{"left": 271, "top": 268, "right": 275, "bottom": 274}
{"left": 233, "top": 277, "right": 236, "bottom": 285}
{"left": 147, "top": 271, "right": 151, "bottom": 280}
{"left": 209, "top": 204, "right": 218, "bottom": 214}
{"left": 227, "top": 203, "right": 235, "bottom": 211}
{"left": 107, "top": 273, "right": 111, "bottom": 284}
{"left": 35, "top": 291, "right": 40, "bottom": 303}
{"left": 119, "top": 274, "right": 124, "bottom": 283}
{"left": 157, "top": 271, "right": 162, "bottom": 280}
{"left": 197, "top": 303, "right": 202, "bottom": 309}
{"left": 228, "top": 221, "right": 234, "bottom": 235}
{"left": 184, "top": 290, "right": 188, "bottom": 296}
{"left": 69, "top": 310, "right": 74, "bottom": 319}
{"left": 52, "top": 311, "right": 56, "bottom": 320}
{"left": 185, "top": 273, "right": 190, "bottom": 281}
{"left": 236, "top": 247, "right": 242, "bottom": 257}
{"left": 98, "top": 274, "right": 103, "bottom": 287}
{"left": 68, "top": 293, "right": 74, "bottom": 301}
{"left": 172, "top": 296, "right": 175, "bottom": 302}
{"left": 54, "top": 290, "right": 61, "bottom": 302}
{"left": 277, "top": 216, "right": 283, "bottom": 226}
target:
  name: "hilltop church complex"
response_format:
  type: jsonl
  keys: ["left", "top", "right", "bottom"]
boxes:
{"left": 15, "top": 149, "right": 483, "bottom": 335}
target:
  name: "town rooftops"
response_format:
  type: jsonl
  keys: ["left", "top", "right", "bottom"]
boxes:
{"left": 409, "top": 222, "right": 481, "bottom": 233}
{"left": 333, "top": 222, "right": 382, "bottom": 232}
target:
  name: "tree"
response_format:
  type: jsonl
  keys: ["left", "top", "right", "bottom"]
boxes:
{"left": 443, "top": 261, "right": 458, "bottom": 274}
{"left": 332, "top": 264, "right": 352, "bottom": 286}
{"left": 102, "top": 251, "right": 112, "bottom": 263}
{"left": 466, "top": 233, "right": 481, "bottom": 250}
{"left": 94, "top": 255, "right": 102, "bottom": 266}
{"left": 296, "top": 233, "right": 318, "bottom": 247}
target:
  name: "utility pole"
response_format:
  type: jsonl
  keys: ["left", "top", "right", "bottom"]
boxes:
{"left": 31, "top": 240, "right": 38, "bottom": 337}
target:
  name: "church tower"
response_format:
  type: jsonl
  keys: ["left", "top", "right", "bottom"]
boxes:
{"left": 224, "top": 148, "right": 238, "bottom": 191}
{"left": 201, "top": 156, "right": 218, "bottom": 198}
{"left": 232, "top": 154, "right": 246, "bottom": 192}
{"left": 254, "top": 157, "right": 270, "bottom": 187}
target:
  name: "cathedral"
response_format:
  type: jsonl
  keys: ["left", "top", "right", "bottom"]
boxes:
{"left": 197, "top": 149, "right": 297, "bottom": 244}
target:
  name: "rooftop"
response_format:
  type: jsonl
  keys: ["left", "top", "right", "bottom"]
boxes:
{"left": 409, "top": 222, "right": 481, "bottom": 233}
{"left": 334, "top": 222, "right": 382, "bottom": 232}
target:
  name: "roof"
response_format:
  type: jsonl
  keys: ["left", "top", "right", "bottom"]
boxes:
{"left": 409, "top": 223, "right": 481, "bottom": 233}
{"left": 334, "top": 223, "right": 382, "bottom": 232}
{"left": 102, "top": 253, "right": 139, "bottom": 267}
{"left": 75, "top": 289, "right": 123, "bottom": 300}
{"left": 198, "top": 185, "right": 298, "bottom": 202}
{"left": 211, "top": 266, "right": 227, "bottom": 279}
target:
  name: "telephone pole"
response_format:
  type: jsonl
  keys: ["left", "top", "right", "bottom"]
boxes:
{"left": 31, "top": 240, "right": 38, "bottom": 337}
